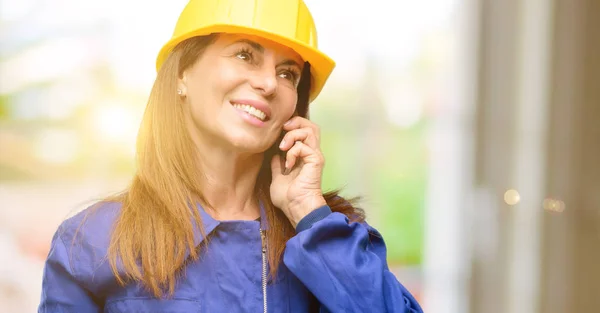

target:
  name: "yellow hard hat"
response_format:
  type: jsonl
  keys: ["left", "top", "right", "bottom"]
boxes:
{"left": 156, "top": 0, "right": 336, "bottom": 102}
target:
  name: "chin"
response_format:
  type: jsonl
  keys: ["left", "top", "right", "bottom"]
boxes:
{"left": 227, "top": 133, "right": 271, "bottom": 153}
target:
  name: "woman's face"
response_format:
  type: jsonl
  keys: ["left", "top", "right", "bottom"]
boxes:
{"left": 179, "top": 33, "right": 304, "bottom": 154}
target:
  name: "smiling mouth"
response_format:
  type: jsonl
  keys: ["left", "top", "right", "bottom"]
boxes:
{"left": 231, "top": 102, "right": 269, "bottom": 121}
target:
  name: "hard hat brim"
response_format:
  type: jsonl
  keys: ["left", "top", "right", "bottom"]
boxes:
{"left": 156, "top": 25, "right": 335, "bottom": 103}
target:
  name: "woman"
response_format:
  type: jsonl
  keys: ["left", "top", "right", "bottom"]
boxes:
{"left": 38, "top": 0, "right": 423, "bottom": 312}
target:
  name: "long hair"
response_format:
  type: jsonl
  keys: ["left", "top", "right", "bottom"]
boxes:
{"left": 105, "top": 35, "right": 365, "bottom": 298}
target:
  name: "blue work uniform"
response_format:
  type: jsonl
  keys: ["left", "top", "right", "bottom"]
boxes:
{"left": 38, "top": 201, "right": 423, "bottom": 312}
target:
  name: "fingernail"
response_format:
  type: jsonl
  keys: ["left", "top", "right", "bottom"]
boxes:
{"left": 279, "top": 139, "right": 286, "bottom": 149}
{"left": 284, "top": 120, "right": 292, "bottom": 126}
{"left": 284, "top": 160, "right": 289, "bottom": 169}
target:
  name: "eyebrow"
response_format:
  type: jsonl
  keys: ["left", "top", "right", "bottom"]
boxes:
{"left": 234, "top": 39, "right": 264, "bottom": 53}
{"left": 232, "top": 39, "right": 302, "bottom": 69}
{"left": 279, "top": 59, "right": 302, "bottom": 69}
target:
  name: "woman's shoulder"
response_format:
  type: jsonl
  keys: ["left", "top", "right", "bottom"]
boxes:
{"left": 50, "top": 201, "right": 123, "bottom": 291}
{"left": 56, "top": 200, "right": 122, "bottom": 246}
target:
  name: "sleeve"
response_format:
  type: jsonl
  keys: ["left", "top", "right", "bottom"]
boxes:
{"left": 38, "top": 229, "right": 102, "bottom": 313}
{"left": 283, "top": 205, "right": 424, "bottom": 313}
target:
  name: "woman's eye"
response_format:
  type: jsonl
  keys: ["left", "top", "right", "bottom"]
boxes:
{"left": 278, "top": 70, "right": 298, "bottom": 83}
{"left": 236, "top": 50, "right": 253, "bottom": 62}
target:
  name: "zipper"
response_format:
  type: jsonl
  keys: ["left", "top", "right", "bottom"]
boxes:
{"left": 260, "top": 229, "right": 267, "bottom": 313}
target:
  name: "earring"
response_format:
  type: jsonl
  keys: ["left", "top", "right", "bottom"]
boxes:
{"left": 177, "top": 89, "right": 183, "bottom": 95}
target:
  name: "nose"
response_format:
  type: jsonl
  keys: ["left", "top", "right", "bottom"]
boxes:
{"left": 249, "top": 64, "right": 278, "bottom": 98}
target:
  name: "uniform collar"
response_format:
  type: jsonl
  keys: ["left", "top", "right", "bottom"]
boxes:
{"left": 190, "top": 201, "right": 269, "bottom": 250}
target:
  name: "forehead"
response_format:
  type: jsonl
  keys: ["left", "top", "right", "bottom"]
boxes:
{"left": 215, "top": 33, "right": 304, "bottom": 64}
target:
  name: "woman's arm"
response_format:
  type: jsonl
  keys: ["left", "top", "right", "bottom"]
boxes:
{"left": 38, "top": 230, "right": 101, "bottom": 313}
{"left": 283, "top": 205, "right": 423, "bottom": 313}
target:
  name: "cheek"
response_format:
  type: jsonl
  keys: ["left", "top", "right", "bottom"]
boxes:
{"left": 188, "top": 59, "right": 240, "bottom": 100}
{"left": 187, "top": 85, "right": 212, "bottom": 122}
{"left": 187, "top": 70, "right": 231, "bottom": 117}
{"left": 213, "top": 61, "right": 247, "bottom": 95}
{"left": 277, "top": 92, "right": 298, "bottom": 120}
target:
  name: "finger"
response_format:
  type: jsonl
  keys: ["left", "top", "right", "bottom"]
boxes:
{"left": 285, "top": 140, "right": 323, "bottom": 171}
{"left": 270, "top": 154, "right": 283, "bottom": 176}
{"left": 283, "top": 117, "right": 320, "bottom": 140}
{"left": 279, "top": 128, "right": 318, "bottom": 151}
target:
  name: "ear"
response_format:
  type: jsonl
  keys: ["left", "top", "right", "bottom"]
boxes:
{"left": 177, "top": 71, "right": 188, "bottom": 96}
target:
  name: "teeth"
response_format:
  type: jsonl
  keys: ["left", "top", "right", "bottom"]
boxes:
{"left": 232, "top": 103, "right": 267, "bottom": 121}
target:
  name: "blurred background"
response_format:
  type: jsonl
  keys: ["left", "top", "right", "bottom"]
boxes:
{"left": 0, "top": 0, "right": 599, "bottom": 312}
